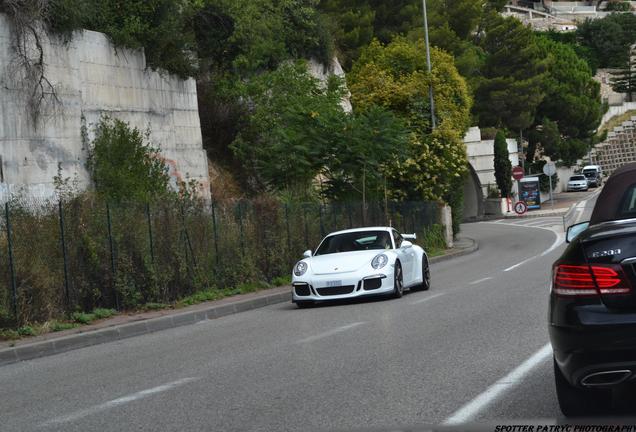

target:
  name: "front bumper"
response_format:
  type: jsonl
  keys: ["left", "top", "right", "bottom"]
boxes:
{"left": 292, "top": 267, "right": 395, "bottom": 302}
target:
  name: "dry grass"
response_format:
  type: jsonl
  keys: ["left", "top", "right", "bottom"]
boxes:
{"left": 598, "top": 110, "right": 636, "bottom": 136}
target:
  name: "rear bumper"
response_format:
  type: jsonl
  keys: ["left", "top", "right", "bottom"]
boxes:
{"left": 550, "top": 324, "right": 636, "bottom": 387}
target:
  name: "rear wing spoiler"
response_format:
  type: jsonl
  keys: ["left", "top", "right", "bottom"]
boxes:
{"left": 403, "top": 233, "right": 417, "bottom": 240}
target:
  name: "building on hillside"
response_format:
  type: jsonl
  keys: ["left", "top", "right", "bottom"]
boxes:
{"left": 503, "top": 1, "right": 614, "bottom": 26}
{"left": 591, "top": 117, "right": 636, "bottom": 175}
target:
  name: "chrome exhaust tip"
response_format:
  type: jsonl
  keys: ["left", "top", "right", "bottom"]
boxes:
{"left": 581, "top": 370, "right": 632, "bottom": 387}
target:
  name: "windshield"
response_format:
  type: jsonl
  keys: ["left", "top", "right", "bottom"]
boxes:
{"left": 314, "top": 231, "right": 392, "bottom": 255}
{"left": 570, "top": 175, "right": 585, "bottom": 181}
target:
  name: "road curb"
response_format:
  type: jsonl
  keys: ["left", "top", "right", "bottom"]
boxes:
{"left": 0, "top": 291, "right": 291, "bottom": 368}
{"left": 429, "top": 237, "right": 478, "bottom": 264}
{"left": 0, "top": 240, "right": 478, "bottom": 367}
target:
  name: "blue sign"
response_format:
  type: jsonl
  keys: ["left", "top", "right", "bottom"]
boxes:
{"left": 520, "top": 177, "right": 541, "bottom": 210}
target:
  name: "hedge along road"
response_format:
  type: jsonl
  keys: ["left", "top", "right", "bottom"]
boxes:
{"left": 0, "top": 202, "right": 593, "bottom": 431}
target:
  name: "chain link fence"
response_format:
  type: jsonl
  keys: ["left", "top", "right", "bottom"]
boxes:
{"left": 0, "top": 195, "right": 442, "bottom": 327}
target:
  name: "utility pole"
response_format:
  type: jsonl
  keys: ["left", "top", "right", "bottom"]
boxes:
{"left": 422, "top": 0, "right": 436, "bottom": 129}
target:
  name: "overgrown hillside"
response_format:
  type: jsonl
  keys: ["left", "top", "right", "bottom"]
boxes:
{"left": 0, "top": 0, "right": 610, "bottom": 214}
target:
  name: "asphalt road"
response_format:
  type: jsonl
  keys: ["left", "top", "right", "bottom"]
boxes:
{"left": 0, "top": 191, "right": 603, "bottom": 432}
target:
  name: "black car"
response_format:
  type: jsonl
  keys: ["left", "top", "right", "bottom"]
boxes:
{"left": 582, "top": 170, "right": 602, "bottom": 188}
{"left": 550, "top": 162, "right": 636, "bottom": 416}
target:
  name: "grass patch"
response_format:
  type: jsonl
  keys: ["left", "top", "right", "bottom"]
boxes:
{"left": 143, "top": 302, "right": 169, "bottom": 311}
{"left": 92, "top": 308, "right": 116, "bottom": 319}
{"left": 71, "top": 308, "right": 117, "bottom": 324}
{"left": 71, "top": 312, "right": 96, "bottom": 324}
{"left": 177, "top": 281, "right": 273, "bottom": 307}
{"left": 598, "top": 110, "right": 636, "bottom": 135}
{"left": 0, "top": 329, "right": 20, "bottom": 340}
{"left": 51, "top": 321, "right": 80, "bottom": 332}
{"left": 17, "top": 326, "right": 36, "bottom": 336}
{"left": 427, "top": 248, "right": 445, "bottom": 258}
{"left": 271, "top": 275, "right": 291, "bottom": 286}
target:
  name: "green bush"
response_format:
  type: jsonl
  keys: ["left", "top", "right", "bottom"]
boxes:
{"left": 92, "top": 308, "right": 116, "bottom": 319}
{"left": 271, "top": 275, "right": 292, "bottom": 287}
{"left": 86, "top": 117, "right": 171, "bottom": 204}
{"left": 422, "top": 224, "right": 448, "bottom": 256}
{"left": 71, "top": 312, "right": 96, "bottom": 324}
{"left": 605, "top": 1, "right": 631, "bottom": 11}
{"left": 17, "top": 326, "right": 36, "bottom": 336}
{"left": 51, "top": 321, "right": 79, "bottom": 332}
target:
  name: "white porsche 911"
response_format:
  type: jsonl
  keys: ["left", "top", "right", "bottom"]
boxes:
{"left": 291, "top": 227, "right": 431, "bottom": 308}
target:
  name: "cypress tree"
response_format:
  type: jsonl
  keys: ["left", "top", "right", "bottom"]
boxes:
{"left": 493, "top": 130, "right": 513, "bottom": 198}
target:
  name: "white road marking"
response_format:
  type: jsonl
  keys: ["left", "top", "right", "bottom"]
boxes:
{"left": 443, "top": 343, "right": 553, "bottom": 425}
{"left": 540, "top": 231, "right": 566, "bottom": 257}
{"left": 481, "top": 221, "right": 565, "bottom": 271}
{"left": 572, "top": 188, "right": 602, "bottom": 224}
{"left": 573, "top": 208, "right": 585, "bottom": 224}
{"left": 410, "top": 292, "right": 445, "bottom": 305}
{"left": 41, "top": 377, "right": 198, "bottom": 426}
{"left": 469, "top": 277, "right": 492, "bottom": 285}
{"left": 296, "top": 322, "right": 364, "bottom": 344}
{"left": 503, "top": 257, "right": 535, "bottom": 272}
{"left": 523, "top": 219, "right": 556, "bottom": 227}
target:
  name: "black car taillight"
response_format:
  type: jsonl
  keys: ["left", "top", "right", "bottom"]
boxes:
{"left": 552, "top": 264, "right": 632, "bottom": 296}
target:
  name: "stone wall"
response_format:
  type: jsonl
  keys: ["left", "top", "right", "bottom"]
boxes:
{"left": 0, "top": 14, "right": 210, "bottom": 201}
{"left": 464, "top": 126, "right": 521, "bottom": 198}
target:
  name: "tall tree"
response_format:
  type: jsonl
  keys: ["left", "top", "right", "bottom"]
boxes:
{"left": 319, "top": 0, "right": 375, "bottom": 69}
{"left": 318, "top": 106, "right": 408, "bottom": 204}
{"left": 535, "top": 36, "right": 603, "bottom": 142}
{"left": 576, "top": 13, "right": 636, "bottom": 69}
{"left": 230, "top": 62, "right": 346, "bottom": 197}
{"left": 493, "top": 130, "right": 512, "bottom": 198}
{"left": 348, "top": 37, "right": 472, "bottom": 219}
{"left": 610, "top": 57, "right": 636, "bottom": 102}
{"left": 474, "top": 16, "right": 547, "bottom": 132}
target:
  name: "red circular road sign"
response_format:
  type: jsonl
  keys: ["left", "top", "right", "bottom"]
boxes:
{"left": 512, "top": 166, "right": 524, "bottom": 181}
{"left": 514, "top": 201, "right": 528, "bottom": 215}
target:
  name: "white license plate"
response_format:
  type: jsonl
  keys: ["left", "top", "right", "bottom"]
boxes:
{"left": 326, "top": 280, "right": 342, "bottom": 287}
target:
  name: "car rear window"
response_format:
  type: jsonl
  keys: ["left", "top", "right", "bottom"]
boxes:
{"left": 619, "top": 183, "right": 636, "bottom": 219}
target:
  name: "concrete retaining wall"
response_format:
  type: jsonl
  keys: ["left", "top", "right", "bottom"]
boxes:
{"left": 0, "top": 14, "right": 210, "bottom": 201}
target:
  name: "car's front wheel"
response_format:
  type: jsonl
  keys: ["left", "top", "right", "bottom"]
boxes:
{"left": 392, "top": 262, "right": 404, "bottom": 298}
{"left": 554, "top": 358, "right": 610, "bottom": 417}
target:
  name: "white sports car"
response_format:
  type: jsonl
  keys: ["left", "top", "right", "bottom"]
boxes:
{"left": 291, "top": 227, "right": 431, "bottom": 308}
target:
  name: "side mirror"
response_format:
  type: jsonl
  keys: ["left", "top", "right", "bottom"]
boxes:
{"left": 403, "top": 233, "right": 417, "bottom": 241}
{"left": 566, "top": 222, "right": 590, "bottom": 243}
{"left": 303, "top": 249, "right": 312, "bottom": 258}
{"left": 401, "top": 240, "right": 413, "bottom": 249}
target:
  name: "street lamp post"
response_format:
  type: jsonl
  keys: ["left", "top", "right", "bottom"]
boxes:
{"left": 422, "top": 0, "right": 437, "bottom": 129}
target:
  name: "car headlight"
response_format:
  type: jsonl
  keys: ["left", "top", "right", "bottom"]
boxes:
{"left": 294, "top": 261, "right": 308, "bottom": 276}
{"left": 371, "top": 254, "right": 389, "bottom": 270}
